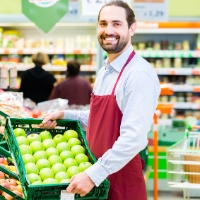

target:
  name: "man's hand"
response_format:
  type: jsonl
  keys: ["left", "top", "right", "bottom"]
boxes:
{"left": 66, "top": 172, "right": 95, "bottom": 197}
{"left": 39, "top": 111, "right": 64, "bottom": 129}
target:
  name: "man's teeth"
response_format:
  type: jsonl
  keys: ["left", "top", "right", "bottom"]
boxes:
{"left": 105, "top": 38, "right": 117, "bottom": 41}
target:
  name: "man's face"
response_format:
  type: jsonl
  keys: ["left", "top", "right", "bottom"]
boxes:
{"left": 98, "top": 6, "right": 134, "bottom": 54}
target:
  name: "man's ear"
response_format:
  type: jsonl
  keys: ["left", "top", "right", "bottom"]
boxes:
{"left": 129, "top": 23, "right": 136, "bottom": 37}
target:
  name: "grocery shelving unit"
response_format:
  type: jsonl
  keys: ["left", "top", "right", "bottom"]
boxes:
{"left": 0, "top": 22, "right": 98, "bottom": 89}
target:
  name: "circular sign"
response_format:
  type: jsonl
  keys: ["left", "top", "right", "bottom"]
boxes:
{"left": 29, "top": 0, "right": 59, "bottom": 8}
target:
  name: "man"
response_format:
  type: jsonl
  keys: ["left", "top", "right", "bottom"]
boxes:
{"left": 40, "top": 1, "right": 160, "bottom": 199}
{"left": 49, "top": 60, "right": 92, "bottom": 106}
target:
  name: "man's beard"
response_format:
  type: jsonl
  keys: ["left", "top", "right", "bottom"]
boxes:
{"left": 98, "top": 34, "right": 129, "bottom": 54}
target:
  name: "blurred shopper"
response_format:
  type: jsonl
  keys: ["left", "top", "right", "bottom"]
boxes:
{"left": 19, "top": 52, "right": 56, "bottom": 104}
{"left": 49, "top": 60, "right": 92, "bottom": 105}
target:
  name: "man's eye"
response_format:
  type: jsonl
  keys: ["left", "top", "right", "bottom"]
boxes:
{"left": 100, "top": 23, "right": 106, "bottom": 26}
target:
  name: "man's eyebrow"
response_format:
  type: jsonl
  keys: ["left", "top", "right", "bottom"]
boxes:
{"left": 98, "top": 20, "right": 123, "bottom": 23}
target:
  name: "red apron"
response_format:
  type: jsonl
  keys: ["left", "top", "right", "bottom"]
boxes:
{"left": 87, "top": 51, "right": 147, "bottom": 200}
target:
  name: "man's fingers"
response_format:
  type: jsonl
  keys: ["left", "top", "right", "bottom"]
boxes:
{"left": 66, "top": 183, "right": 74, "bottom": 193}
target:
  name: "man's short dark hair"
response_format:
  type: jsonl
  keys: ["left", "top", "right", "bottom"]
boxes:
{"left": 67, "top": 61, "right": 80, "bottom": 77}
{"left": 98, "top": 0, "right": 136, "bottom": 28}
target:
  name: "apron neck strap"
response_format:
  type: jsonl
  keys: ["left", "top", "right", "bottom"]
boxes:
{"left": 111, "top": 50, "right": 135, "bottom": 95}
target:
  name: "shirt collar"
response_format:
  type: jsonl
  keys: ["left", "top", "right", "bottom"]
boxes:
{"left": 104, "top": 45, "right": 134, "bottom": 72}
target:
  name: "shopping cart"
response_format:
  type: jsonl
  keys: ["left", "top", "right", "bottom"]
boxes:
{"left": 167, "top": 125, "right": 200, "bottom": 199}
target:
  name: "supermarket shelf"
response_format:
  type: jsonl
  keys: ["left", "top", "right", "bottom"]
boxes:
{"left": 0, "top": 48, "right": 97, "bottom": 55}
{"left": 168, "top": 171, "right": 200, "bottom": 175}
{"left": 171, "top": 85, "right": 200, "bottom": 92}
{"left": 159, "top": 102, "right": 200, "bottom": 110}
{"left": 136, "top": 50, "right": 200, "bottom": 58}
{"left": 16, "top": 64, "right": 96, "bottom": 72}
{"left": 0, "top": 48, "right": 199, "bottom": 57}
{"left": 169, "top": 182, "right": 200, "bottom": 189}
{"left": 156, "top": 68, "right": 193, "bottom": 75}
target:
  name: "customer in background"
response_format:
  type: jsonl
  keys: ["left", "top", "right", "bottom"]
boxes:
{"left": 19, "top": 52, "right": 56, "bottom": 104}
{"left": 49, "top": 60, "right": 92, "bottom": 105}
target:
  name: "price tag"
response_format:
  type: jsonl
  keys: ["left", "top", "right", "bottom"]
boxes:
{"left": 60, "top": 191, "right": 74, "bottom": 200}
{"left": 133, "top": 0, "right": 168, "bottom": 22}
{"left": 82, "top": 0, "right": 131, "bottom": 15}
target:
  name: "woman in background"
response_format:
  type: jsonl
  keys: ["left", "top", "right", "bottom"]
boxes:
{"left": 19, "top": 52, "right": 56, "bottom": 104}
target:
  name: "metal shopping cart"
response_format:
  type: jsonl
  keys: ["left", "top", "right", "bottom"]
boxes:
{"left": 167, "top": 125, "right": 200, "bottom": 199}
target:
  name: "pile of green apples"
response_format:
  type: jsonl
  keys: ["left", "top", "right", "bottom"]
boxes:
{"left": 13, "top": 128, "right": 92, "bottom": 185}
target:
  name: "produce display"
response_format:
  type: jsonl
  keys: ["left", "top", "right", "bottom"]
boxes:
{"left": 14, "top": 128, "right": 92, "bottom": 185}
{"left": 0, "top": 156, "right": 24, "bottom": 199}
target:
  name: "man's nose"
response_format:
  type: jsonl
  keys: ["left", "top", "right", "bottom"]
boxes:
{"left": 104, "top": 24, "right": 114, "bottom": 34}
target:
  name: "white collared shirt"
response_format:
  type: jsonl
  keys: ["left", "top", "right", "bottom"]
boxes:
{"left": 64, "top": 45, "right": 160, "bottom": 186}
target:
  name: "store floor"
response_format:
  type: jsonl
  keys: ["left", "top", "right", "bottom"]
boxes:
{"left": 148, "top": 191, "right": 182, "bottom": 200}
{"left": 148, "top": 191, "right": 199, "bottom": 200}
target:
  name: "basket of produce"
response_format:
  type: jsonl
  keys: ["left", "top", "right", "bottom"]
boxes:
{"left": 3, "top": 117, "right": 110, "bottom": 200}
{"left": 0, "top": 143, "right": 24, "bottom": 200}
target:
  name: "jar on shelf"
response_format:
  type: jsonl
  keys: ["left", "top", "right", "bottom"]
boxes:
{"left": 155, "top": 59, "right": 163, "bottom": 68}
{"left": 163, "top": 58, "right": 171, "bottom": 68}
{"left": 175, "top": 42, "right": 182, "bottom": 50}
{"left": 167, "top": 41, "right": 175, "bottom": 50}
{"left": 153, "top": 42, "right": 161, "bottom": 50}
{"left": 177, "top": 93, "right": 185, "bottom": 102}
{"left": 161, "top": 40, "right": 168, "bottom": 50}
{"left": 174, "top": 58, "right": 182, "bottom": 68}
{"left": 186, "top": 93, "right": 193, "bottom": 102}
{"left": 170, "top": 96, "right": 177, "bottom": 102}
{"left": 182, "top": 40, "right": 190, "bottom": 50}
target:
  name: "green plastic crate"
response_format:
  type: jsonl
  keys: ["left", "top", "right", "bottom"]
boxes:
{"left": 4, "top": 118, "right": 110, "bottom": 200}
{"left": 0, "top": 110, "right": 9, "bottom": 142}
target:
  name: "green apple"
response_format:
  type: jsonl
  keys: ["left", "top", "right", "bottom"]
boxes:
{"left": 16, "top": 136, "right": 29, "bottom": 146}
{"left": 56, "top": 142, "right": 69, "bottom": 153}
{"left": 33, "top": 151, "right": 47, "bottom": 162}
{"left": 71, "top": 145, "right": 85, "bottom": 156}
{"left": 45, "top": 147, "right": 59, "bottom": 158}
{"left": 28, "top": 173, "right": 41, "bottom": 184}
{"left": 63, "top": 158, "right": 78, "bottom": 169}
{"left": 23, "top": 154, "right": 35, "bottom": 164}
{"left": 51, "top": 163, "right": 66, "bottom": 175}
{"left": 32, "top": 180, "right": 43, "bottom": 185}
{"left": 39, "top": 168, "right": 54, "bottom": 181}
{"left": 20, "top": 145, "right": 33, "bottom": 155}
{"left": 43, "top": 178, "right": 58, "bottom": 184}
{"left": 75, "top": 153, "right": 89, "bottom": 164}
{"left": 36, "top": 158, "right": 51, "bottom": 171}
{"left": 48, "top": 155, "right": 62, "bottom": 166}
{"left": 43, "top": 139, "right": 56, "bottom": 149}
{"left": 25, "top": 163, "right": 39, "bottom": 174}
{"left": 13, "top": 128, "right": 26, "bottom": 137}
{"left": 79, "top": 162, "right": 92, "bottom": 172}
{"left": 60, "top": 150, "right": 74, "bottom": 161}
{"left": 68, "top": 138, "right": 81, "bottom": 148}
{"left": 63, "top": 130, "right": 78, "bottom": 141}
{"left": 67, "top": 166, "right": 80, "bottom": 178}
{"left": 30, "top": 141, "right": 45, "bottom": 153}
{"left": 53, "top": 134, "right": 65, "bottom": 144}
{"left": 60, "top": 179, "right": 70, "bottom": 183}
{"left": 39, "top": 130, "right": 52, "bottom": 141}
{"left": 55, "top": 172, "right": 69, "bottom": 182}
{"left": 27, "top": 134, "right": 41, "bottom": 144}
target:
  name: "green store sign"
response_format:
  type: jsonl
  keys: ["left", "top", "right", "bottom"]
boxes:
{"left": 22, "top": 0, "right": 69, "bottom": 33}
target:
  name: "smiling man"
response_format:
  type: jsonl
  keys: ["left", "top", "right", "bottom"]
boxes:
{"left": 40, "top": 1, "right": 160, "bottom": 199}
